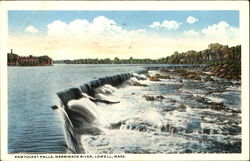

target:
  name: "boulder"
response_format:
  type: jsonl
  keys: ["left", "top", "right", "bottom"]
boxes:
{"left": 184, "top": 74, "right": 201, "bottom": 80}
{"left": 149, "top": 74, "right": 171, "bottom": 81}
{"left": 174, "top": 69, "right": 188, "bottom": 75}
{"left": 155, "top": 74, "right": 172, "bottom": 79}
{"left": 149, "top": 77, "right": 160, "bottom": 81}
{"left": 143, "top": 95, "right": 155, "bottom": 101}
{"left": 160, "top": 68, "right": 170, "bottom": 72}
{"left": 220, "top": 68, "right": 226, "bottom": 73}
{"left": 143, "top": 95, "right": 165, "bottom": 101}
{"left": 155, "top": 95, "right": 164, "bottom": 100}
{"left": 219, "top": 73, "right": 227, "bottom": 78}
{"left": 223, "top": 64, "right": 229, "bottom": 68}
{"left": 204, "top": 75, "right": 214, "bottom": 82}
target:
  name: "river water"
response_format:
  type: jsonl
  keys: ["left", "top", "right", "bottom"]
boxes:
{"left": 8, "top": 64, "right": 154, "bottom": 153}
{"left": 8, "top": 64, "right": 241, "bottom": 153}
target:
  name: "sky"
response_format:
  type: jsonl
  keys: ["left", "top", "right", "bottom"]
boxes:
{"left": 8, "top": 10, "right": 240, "bottom": 60}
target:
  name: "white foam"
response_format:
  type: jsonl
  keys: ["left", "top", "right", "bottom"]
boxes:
{"left": 68, "top": 98, "right": 98, "bottom": 117}
{"left": 205, "top": 96, "right": 225, "bottom": 103}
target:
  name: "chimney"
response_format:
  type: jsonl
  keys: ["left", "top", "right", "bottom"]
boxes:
{"left": 11, "top": 49, "right": 13, "bottom": 54}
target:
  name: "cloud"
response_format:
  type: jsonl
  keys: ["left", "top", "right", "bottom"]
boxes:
{"left": 25, "top": 25, "right": 39, "bottom": 33}
{"left": 68, "top": 19, "right": 89, "bottom": 35}
{"left": 183, "top": 30, "right": 199, "bottom": 36}
{"left": 149, "top": 20, "right": 182, "bottom": 30}
{"left": 149, "top": 22, "right": 161, "bottom": 28}
{"left": 186, "top": 16, "right": 198, "bottom": 24}
{"left": 201, "top": 21, "right": 239, "bottom": 39}
{"left": 47, "top": 20, "right": 71, "bottom": 36}
{"left": 47, "top": 16, "right": 145, "bottom": 37}
{"left": 88, "top": 16, "right": 121, "bottom": 35}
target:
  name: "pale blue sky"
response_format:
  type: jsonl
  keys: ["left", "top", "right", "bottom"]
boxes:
{"left": 9, "top": 10, "right": 239, "bottom": 35}
{"left": 8, "top": 10, "right": 240, "bottom": 59}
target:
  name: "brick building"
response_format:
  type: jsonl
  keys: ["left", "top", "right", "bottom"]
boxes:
{"left": 8, "top": 49, "right": 53, "bottom": 66}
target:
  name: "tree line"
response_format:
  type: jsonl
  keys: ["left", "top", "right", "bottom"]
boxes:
{"left": 166, "top": 43, "right": 241, "bottom": 65}
{"left": 52, "top": 43, "right": 241, "bottom": 65}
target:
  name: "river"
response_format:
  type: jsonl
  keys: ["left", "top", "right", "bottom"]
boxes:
{"left": 8, "top": 64, "right": 241, "bottom": 153}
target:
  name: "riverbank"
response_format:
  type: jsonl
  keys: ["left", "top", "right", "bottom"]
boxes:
{"left": 202, "top": 64, "right": 241, "bottom": 80}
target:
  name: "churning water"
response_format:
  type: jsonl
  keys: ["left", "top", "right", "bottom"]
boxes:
{"left": 78, "top": 71, "right": 241, "bottom": 153}
{"left": 8, "top": 64, "right": 241, "bottom": 153}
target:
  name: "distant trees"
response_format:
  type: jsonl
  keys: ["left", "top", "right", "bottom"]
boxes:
{"left": 53, "top": 43, "right": 241, "bottom": 65}
{"left": 165, "top": 43, "right": 241, "bottom": 65}
{"left": 39, "top": 56, "right": 51, "bottom": 64}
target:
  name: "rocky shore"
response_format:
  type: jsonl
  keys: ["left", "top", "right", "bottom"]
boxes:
{"left": 141, "top": 64, "right": 241, "bottom": 120}
{"left": 153, "top": 64, "right": 241, "bottom": 81}
{"left": 202, "top": 64, "right": 241, "bottom": 80}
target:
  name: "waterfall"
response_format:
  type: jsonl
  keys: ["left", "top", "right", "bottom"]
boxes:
{"left": 53, "top": 72, "right": 132, "bottom": 153}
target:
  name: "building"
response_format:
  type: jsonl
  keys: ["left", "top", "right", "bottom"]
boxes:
{"left": 19, "top": 55, "right": 39, "bottom": 65}
{"left": 7, "top": 49, "right": 53, "bottom": 66}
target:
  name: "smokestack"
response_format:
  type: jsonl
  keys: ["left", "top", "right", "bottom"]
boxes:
{"left": 11, "top": 49, "right": 13, "bottom": 54}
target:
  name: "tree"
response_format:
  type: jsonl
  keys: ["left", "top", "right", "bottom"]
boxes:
{"left": 114, "top": 57, "right": 120, "bottom": 64}
{"left": 221, "top": 45, "right": 230, "bottom": 60}
{"left": 208, "top": 43, "right": 223, "bottom": 62}
{"left": 235, "top": 45, "right": 241, "bottom": 62}
{"left": 8, "top": 53, "right": 19, "bottom": 63}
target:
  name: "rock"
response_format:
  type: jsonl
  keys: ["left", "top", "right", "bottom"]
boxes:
{"left": 149, "top": 77, "right": 161, "bottom": 81}
{"left": 155, "top": 95, "right": 164, "bottom": 100}
{"left": 203, "top": 128, "right": 211, "bottom": 134}
{"left": 155, "top": 73, "right": 171, "bottom": 79}
{"left": 193, "top": 70, "right": 202, "bottom": 75}
{"left": 202, "top": 64, "right": 241, "bottom": 80}
{"left": 178, "top": 104, "right": 186, "bottom": 112}
{"left": 204, "top": 75, "right": 214, "bottom": 82}
{"left": 110, "top": 121, "right": 124, "bottom": 129}
{"left": 160, "top": 68, "right": 170, "bottom": 72}
{"left": 161, "top": 124, "right": 178, "bottom": 133}
{"left": 174, "top": 69, "right": 188, "bottom": 75}
{"left": 143, "top": 95, "right": 155, "bottom": 101}
{"left": 215, "top": 72, "right": 220, "bottom": 76}
{"left": 149, "top": 73, "right": 172, "bottom": 81}
{"left": 143, "top": 95, "right": 165, "bottom": 101}
{"left": 225, "top": 75, "right": 232, "bottom": 79}
{"left": 220, "top": 68, "right": 226, "bottom": 73}
{"left": 219, "top": 73, "right": 226, "bottom": 78}
{"left": 223, "top": 64, "right": 229, "bottom": 68}
{"left": 184, "top": 74, "right": 201, "bottom": 80}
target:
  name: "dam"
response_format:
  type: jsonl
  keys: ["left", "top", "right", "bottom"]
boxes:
{"left": 53, "top": 64, "right": 241, "bottom": 154}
